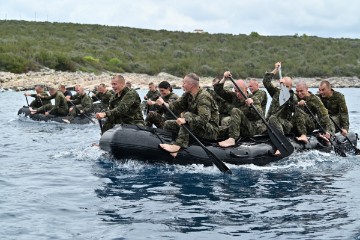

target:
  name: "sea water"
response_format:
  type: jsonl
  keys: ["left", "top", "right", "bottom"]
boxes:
{"left": 0, "top": 88, "right": 360, "bottom": 240}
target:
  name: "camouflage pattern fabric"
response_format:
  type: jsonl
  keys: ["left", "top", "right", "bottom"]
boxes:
{"left": 103, "top": 87, "right": 144, "bottom": 132}
{"left": 252, "top": 88, "right": 268, "bottom": 115}
{"left": 69, "top": 93, "right": 93, "bottom": 118}
{"left": 163, "top": 88, "right": 219, "bottom": 148}
{"left": 263, "top": 72, "right": 281, "bottom": 120}
{"left": 92, "top": 90, "right": 113, "bottom": 111}
{"left": 30, "top": 92, "right": 51, "bottom": 108}
{"left": 294, "top": 92, "right": 332, "bottom": 135}
{"left": 317, "top": 90, "right": 349, "bottom": 132}
{"left": 145, "top": 92, "right": 179, "bottom": 128}
{"left": 36, "top": 91, "right": 68, "bottom": 116}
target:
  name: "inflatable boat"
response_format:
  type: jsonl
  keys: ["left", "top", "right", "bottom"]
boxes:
{"left": 18, "top": 106, "right": 95, "bottom": 124}
{"left": 99, "top": 124, "right": 358, "bottom": 166}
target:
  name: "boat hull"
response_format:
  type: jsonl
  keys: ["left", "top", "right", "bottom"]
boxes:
{"left": 100, "top": 124, "right": 358, "bottom": 166}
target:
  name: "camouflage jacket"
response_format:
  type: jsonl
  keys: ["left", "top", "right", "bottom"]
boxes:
{"left": 92, "top": 90, "right": 113, "bottom": 108}
{"left": 43, "top": 91, "right": 69, "bottom": 114}
{"left": 316, "top": 90, "right": 349, "bottom": 131}
{"left": 30, "top": 92, "right": 51, "bottom": 108}
{"left": 159, "top": 92, "right": 179, "bottom": 120}
{"left": 105, "top": 87, "right": 144, "bottom": 125}
{"left": 297, "top": 92, "right": 332, "bottom": 133}
{"left": 263, "top": 72, "right": 282, "bottom": 120}
{"left": 214, "top": 82, "right": 263, "bottom": 121}
{"left": 252, "top": 88, "right": 268, "bottom": 115}
{"left": 170, "top": 88, "right": 219, "bottom": 130}
{"left": 145, "top": 90, "right": 160, "bottom": 100}
{"left": 206, "top": 88, "right": 233, "bottom": 115}
{"left": 72, "top": 93, "right": 93, "bottom": 113}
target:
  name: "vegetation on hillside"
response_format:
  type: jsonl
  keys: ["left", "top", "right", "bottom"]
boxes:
{"left": 1, "top": 20, "right": 360, "bottom": 78}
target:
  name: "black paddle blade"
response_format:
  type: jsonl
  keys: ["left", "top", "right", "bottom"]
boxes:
{"left": 267, "top": 126, "right": 294, "bottom": 157}
{"left": 355, "top": 148, "right": 360, "bottom": 155}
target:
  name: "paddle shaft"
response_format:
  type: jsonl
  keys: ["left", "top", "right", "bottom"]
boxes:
{"left": 229, "top": 77, "right": 294, "bottom": 156}
{"left": 69, "top": 100, "right": 96, "bottom": 124}
{"left": 329, "top": 116, "right": 360, "bottom": 154}
{"left": 303, "top": 104, "right": 346, "bottom": 157}
{"left": 162, "top": 103, "right": 232, "bottom": 174}
{"left": 25, "top": 95, "right": 29, "bottom": 107}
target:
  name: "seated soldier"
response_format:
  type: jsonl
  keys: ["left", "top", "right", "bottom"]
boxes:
{"left": 248, "top": 78, "right": 268, "bottom": 114}
{"left": 294, "top": 81, "right": 332, "bottom": 144}
{"left": 68, "top": 85, "right": 93, "bottom": 119}
{"left": 30, "top": 85, "right": 68, "bottom": 117}
{"left": 317, "top": 80, "right": 349, "bottom": 136}
{"left": 96, "top": 75, "right": 144, "bottom": 133}
{"left": 263, "top": 62, "right": 297, "bottom": 155}
{"left": 158, "top": 73, "right": 219, "bottom": 158}
{"left": 213, "top": 71, "right": 266, "bottom": 147}
{"left": 59, "top": 84, "right": 72, "bottom": 98}
{"left": 24, "top": 84, "right": 51, "bottom": 110}
{"left": 145, "top": 81, "right": 179, "bottom": 128}
{"left": 91, "top": 83, "right": 113, "bottom": 111}
{"left": 144, "top": 82, "right": 160, "bottom": 112}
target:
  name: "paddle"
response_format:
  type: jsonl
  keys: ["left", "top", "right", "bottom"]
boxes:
{"left": 162, "top": 103, "right": 232, "bottom": 174}
{"left": 303, "top": 104, "right": 347, "bottom": 157}
{"left": 25, "top": 94, "right": 30, "bottom": 107}
{"left": 278, "top": 65, "right": 290, "bottom": 106}
{"left": 68, "top": 100, "right": 96, "bottom": 124}
{"left": 329, "top": 116, "right": 360, "bottom": 155}
{"left": 229, "top": 76, "right": 294, "bottom": 157}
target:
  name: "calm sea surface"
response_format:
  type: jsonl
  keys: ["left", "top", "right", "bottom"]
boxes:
{"left": 1, "top": 88, "right": 360, "bottom": 240}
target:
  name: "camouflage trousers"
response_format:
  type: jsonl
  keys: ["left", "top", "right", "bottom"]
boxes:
{"left": 36, "top": 103, "right": 68, "bottom": 116}
{"left": 328, "top": 115, "right": 339, "bottom": 133}
{"left": 219, "top": 108, "right": 266, "bottom": 139}
{"left": 145, "top": 111, "right": 165, "bottom": 128}
{"left": 268, "top": 115, "right": 293, "bottom": 135}
{"left": 292, "top": 109, "right": 316, "bottom": 135}
{"left": 102, "top": 119, "right": 144, "bottom": 134}
{"left": 164, "top": 113, "right": 218, "bottom": 148}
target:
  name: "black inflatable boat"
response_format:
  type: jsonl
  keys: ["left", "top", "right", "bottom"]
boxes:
{"left": 99, "top": 124, "right": 358, "bottom": 166}
{"left": 18, "top": 106, "right": 95, "bottom": 124}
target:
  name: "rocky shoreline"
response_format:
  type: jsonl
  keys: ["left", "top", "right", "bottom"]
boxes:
{"left": 1, "top": 69, "right": 360, "bottom": 91}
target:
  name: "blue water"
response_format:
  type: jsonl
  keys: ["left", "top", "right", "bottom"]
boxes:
{"left": 1, "top": 88, "right": 360, "bottom": 240}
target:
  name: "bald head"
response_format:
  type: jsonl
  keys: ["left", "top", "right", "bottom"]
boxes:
{"left": 234, "top": 79, "right": 247, "bottom": 99}
{"left": 112, "top": 75, "right": 126, "bottom": 93}
{"left": 296, "top": 81, "right": 309, "bottom": 99}
{"left": 280, "top": 76, "right": 293, "bottom": 89}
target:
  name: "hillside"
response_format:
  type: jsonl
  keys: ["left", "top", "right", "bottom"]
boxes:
{"left": 1, "top": 20, "right": 360, "bottom": 79}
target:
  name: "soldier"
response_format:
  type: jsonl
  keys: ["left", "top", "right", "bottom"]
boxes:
{"left": 145, "top": 81, "right": 179, "bottom": 128}
{"left": 30, "top": 85, "right": 68, "bottom": 116}
{"left": 59, "top": 84, "right": 72, "bottom": 98}
{"left": 317, "top": 80, "right": 349, "bottom": 136}
{"left": 125, "top": 81, "right": 132, "bottom": 89}
{"left": 294, "top": 81, "right": 332, "bottom": 143}
{"left": 91, "top": 83, "right": 113, "bottom": 111}
{"left": 248, "top": 79, "right": 268, "bottom": 114}
{"left": 213, "top": 71, "right": 266, "bottom": 147}
{"left": 144, "top": 82, "right": 160, "bottom": 112}
{"left": 158, "top": 73, "right": 219, "bottom": 157}
{"left": 24, "top": 84, "right": 51, "bottom": 110}
{"left": 96, "top": 75, "right": 144, "bottom": 133}
{"left": 68, "top": 86, "right": 93, "bottom": 119}
{"left": 263, "top": 62, "right": 294, "bottom": 120}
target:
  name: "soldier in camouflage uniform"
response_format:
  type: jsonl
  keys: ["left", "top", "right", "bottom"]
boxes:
{"left": 144, "top": 82, "right": 161, "bottom": 113}
{"left": 96, "top": 75, "right": 144, "bottom": 133}
{"left": 213, "top": 71, "right": 266, "bottom": 147}
{"left": 145, "top": 81, "right": 179, "bottom": 128}
{"left": 294, "top": 81, "right": 332, "bottom": 143}
{"left": 263, "top": 62, "right": 296, "bottom": 136}
{"left": 92, "top": 83, "right": 113, "bottom": 111}
{"left": 68, "top": 86, "right": 93, "bottom": 119}
{"left": 158, "top": 73, "right": 219, "bottom": 157}
{"left": 317, "top": 80, "right": 349, "bottom": 136}
{"left": 24, "top": 84, "right": 51, "bottom": 109}
{"left": 30, "top": 85, "right": 68, "bottom": 116}
{"left": 248, "top": 79, "right": 268, "bottom": 114}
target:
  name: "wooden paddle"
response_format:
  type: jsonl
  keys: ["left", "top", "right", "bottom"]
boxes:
{"left": 329, "top": 116, "right": 360, "bottom": 155}
{"left": 303, "top": 104, "right": 347, "bottom": 157}
{"left": 229, "top": 76, "right": 294, "bottom": 157}
{"left": 162, "top": 103, "right": 232, "bottom": 174}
